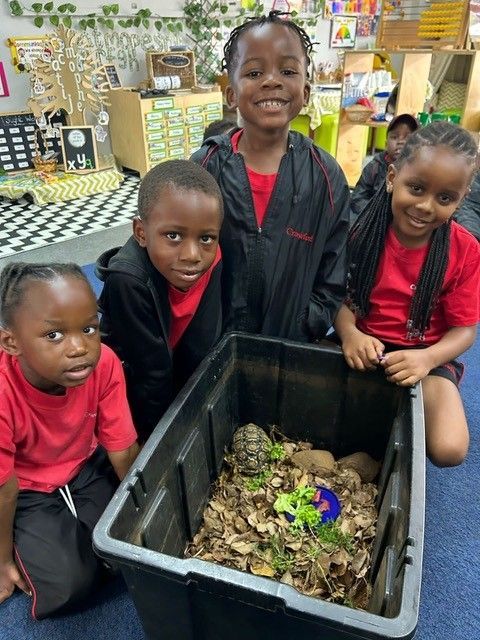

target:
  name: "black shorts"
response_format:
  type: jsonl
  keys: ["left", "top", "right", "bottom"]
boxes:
{"left": 380, "top": 341, "right": 464, "bottom": 387}
{"left": 13, "top": 447, "right": 118, "bottom": 619}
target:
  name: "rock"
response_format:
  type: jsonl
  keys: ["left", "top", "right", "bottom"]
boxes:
{"left": 291, "top": 449, "right": 335, "bottom": 474}
{"left": 336, "top": 452, "right": 380, "bottom": 483}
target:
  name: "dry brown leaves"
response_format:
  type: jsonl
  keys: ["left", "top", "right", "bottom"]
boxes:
{"left": 185, "top": 436, "right": 378, "bottom": 610}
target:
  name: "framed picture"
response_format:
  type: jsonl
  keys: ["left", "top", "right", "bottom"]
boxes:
{"left": 330, "top": 15, "right": 358, "bottom": 48}
{"left": 103, "top": 64, "right": 122, "bottom": 89}
{"left": 0, "top": 63, "right": 9, "bottom": 97}
{"left": 7, "top": 36, "right": 52, "bottom": 73}
{"left": 60, "top": 125, "right": 99, "bottom": 173}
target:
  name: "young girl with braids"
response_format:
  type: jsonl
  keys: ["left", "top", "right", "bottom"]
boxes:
{"left": 0, "top": 263, "right": 139, "bottom": 618}
{"left": 335, "top": 122, "right": 480, "bottom": 467}
{"left": 192, "top": 11, "right": 350, "bottom": 340}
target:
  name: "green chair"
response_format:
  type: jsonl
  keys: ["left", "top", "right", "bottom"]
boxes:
{"left": 289, "top": 114, "right": 311, "bottom": 137}
{"left": 313, "top": 113, "right": 339, "bottom": 156}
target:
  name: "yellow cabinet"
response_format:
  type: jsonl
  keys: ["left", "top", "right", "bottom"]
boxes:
{"left": 107, "top": 89, "right": 223, "bottom": 177}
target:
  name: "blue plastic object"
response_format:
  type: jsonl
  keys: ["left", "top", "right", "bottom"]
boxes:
{"left": 285, "top": 485, "right": 341, "bottom": 525}
{"left": 312, "top": 486, "right": 341, "bottom": 523}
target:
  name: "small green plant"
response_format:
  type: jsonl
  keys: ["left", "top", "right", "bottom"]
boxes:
{"left": 269, "top": 535, "right": 294, "bottom": 573}
{"left": 245, "top": 468, "right": 272, "bottom": 491}
{"left": 268, "top": 442, "right": 286, "bottom": 462}
{"left": 274, "top": 486, "right": 324, "bottom": 530}
{"left": 274, "top": 485, "right": 316, "bottom": 517}
{"left": 315, "top": 521, "right": 354, "bottom": 553}
{"left": 290, "top": 504, "right": 321, "bottom": 531}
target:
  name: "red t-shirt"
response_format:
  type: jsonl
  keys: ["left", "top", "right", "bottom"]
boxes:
{"left": 168, "top": 246, "right": 221, "bottom": 349}
{"left": 357, "top": 222, "right": 480, "bottom": 346}
{"left": 0, "top": 344, "right": 137, "bottom": 492}
{"left": 231, "top": 129, "right": 277, "bottom": 228}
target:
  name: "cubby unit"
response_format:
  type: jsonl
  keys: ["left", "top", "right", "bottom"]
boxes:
{"left": 336, "top": 49, "right": 480, "bottom": 187}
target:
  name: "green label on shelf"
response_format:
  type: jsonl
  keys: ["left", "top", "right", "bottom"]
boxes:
{"left": 153, "top": 98, "right": 174, "bottom": 110}
{"left": 204, "top": 102, "right": 222, "bottom": 111}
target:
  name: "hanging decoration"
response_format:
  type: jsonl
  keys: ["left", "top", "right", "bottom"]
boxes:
{"left": 27, "top": 24, "right": 110, "bottom": 127}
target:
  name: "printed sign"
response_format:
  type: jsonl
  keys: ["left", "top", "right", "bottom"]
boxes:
{"left": 60, "top": 126, "right": 98, "bottom": 173}
{"left": 0, "top": 110, "right": 65, "bottom": 172}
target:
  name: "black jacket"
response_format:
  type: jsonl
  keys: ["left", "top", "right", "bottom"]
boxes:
{"left": 350, "top": 152, "right": 390, "bottom": 220}
{"left": 95, "top": 236, "right": 222, "bottom": 442}
{"left": 191, "top": 130, "right": 350, "bottom": 342}
{"left": 454, "top": 171, "right": 480, "bottom": 241}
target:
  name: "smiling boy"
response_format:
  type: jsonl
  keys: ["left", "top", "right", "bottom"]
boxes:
{"left": 96, "top": 160, "right": 223, "bottom": 442}
{"left": 192, "top": 13, "right": 350, "bottom": 340}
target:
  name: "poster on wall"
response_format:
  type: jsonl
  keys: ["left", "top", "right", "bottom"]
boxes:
{"left": 0, "top": 63, "right": 9, "bottom": 97}
{"left": 7, "top": 36, "right": 52, "bottom": 73}
{"left": 324, "top": 0, "right": 379, "bottom": 18}
{"left": 330, "top": 15, "right": 358, "bottom": 48}
{"left": 0, "top": 111, "right": 65, "bottom": 172}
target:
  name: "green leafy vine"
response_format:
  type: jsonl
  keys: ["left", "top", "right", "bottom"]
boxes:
{"left": 6, "top": 1, "right": 184, "bottom": 33}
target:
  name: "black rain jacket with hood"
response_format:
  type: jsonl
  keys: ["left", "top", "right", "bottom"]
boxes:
{"left": 191, "top": 129, "right": 350, "bottom": 341}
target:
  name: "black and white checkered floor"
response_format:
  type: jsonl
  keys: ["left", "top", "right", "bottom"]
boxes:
{"left": 0, "top": 172, "right": 139, "bottom": 258}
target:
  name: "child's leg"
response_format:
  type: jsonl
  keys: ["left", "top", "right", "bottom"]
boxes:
{"left": 13, "top": 448, "right": 118, "bottom": 619}
{"left": 68, "top": 447, "right": 118, "bottom": 532}
{"left": 422, "top": 372, "right": 469, "bottom": 467}
{"left": 13, "top": 490, "right": 100, "bottom": 619}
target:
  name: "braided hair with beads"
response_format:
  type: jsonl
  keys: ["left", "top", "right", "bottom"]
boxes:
{"left": 347, "top": 121, "right": 477, "bottom": 341}
{"left": 222, "top": 10, "right": 314, "bottom": 76}
{"left": 0, "top": 262, "right": 89, "bottom": 329}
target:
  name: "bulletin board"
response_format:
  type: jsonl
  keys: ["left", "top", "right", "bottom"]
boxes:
{"left": 0, "top": 111, "right": 65, "bottom": 173}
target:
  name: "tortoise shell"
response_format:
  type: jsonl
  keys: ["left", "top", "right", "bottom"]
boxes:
{"left": 232, "top": 423, "right": 272, "bottom": 475}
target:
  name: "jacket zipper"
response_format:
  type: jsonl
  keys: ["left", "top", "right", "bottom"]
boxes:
{"left": 239, "top": 146, "right": 292, "bottom": 330}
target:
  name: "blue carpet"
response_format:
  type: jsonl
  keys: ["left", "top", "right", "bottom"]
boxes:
{"left": 1, "top": 267, "right": 478, "bottom": 639}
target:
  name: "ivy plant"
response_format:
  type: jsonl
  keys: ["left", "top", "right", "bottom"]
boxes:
{"left": 7, "top": 1, "right": 184, "bottom": 33}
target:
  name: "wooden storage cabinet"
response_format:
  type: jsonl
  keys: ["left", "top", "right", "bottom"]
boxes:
{"left": 107, "top": 90, "right": 223, "bottom": 176}
{"left": 336, "top": 49, "right": 480, "bottom": 187}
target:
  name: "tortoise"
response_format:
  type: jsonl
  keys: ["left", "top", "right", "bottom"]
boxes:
{"left": 231, "top": 423, "right": 272, "bottom": 475}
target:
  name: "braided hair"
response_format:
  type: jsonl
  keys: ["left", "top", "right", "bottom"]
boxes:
{"left": 348, "top": 121, "right": 477, "bottom": 340}
{"left": 222, "top": 10, "right": 314, "bottom": 76}
{"left": 0, "top": 262, "right": 90, "bottom": 328}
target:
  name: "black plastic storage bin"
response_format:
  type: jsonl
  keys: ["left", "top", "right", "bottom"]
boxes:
{"left": 94, "top": 333, "right": 425, "bottom": 640}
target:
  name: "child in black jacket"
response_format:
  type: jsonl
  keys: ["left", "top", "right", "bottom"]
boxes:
{"left": 192, "top": 12, "right": 350, "bottom": 342}
{"left": 454, "top": 170, "right": 480, "bottom": 240}
{"left": 350, "top": 114, "right": 418, "bottom": 220}
{"left": 96, "top": 160, "right": 223, "bottom": 442}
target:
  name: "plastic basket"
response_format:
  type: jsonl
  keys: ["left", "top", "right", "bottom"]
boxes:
{"left": 345, "top": 105, "right": 375, "bottom": 123}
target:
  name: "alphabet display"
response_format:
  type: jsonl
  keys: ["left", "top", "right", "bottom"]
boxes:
{"left": 60, "top": 126, "right": 98, "bottom": 173}
{"left": 0, "top": 110, "right": 65, "bottom": 172}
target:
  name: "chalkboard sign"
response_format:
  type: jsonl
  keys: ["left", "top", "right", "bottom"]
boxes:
{"left": 0, "top": 110, "right": 65, "bottom": 173}
{"left": 104, "top": 64, "right": 121, "bottom": 89}
{"left": 60, "top": 126, "right": 98, "bottom": 173}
